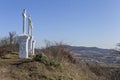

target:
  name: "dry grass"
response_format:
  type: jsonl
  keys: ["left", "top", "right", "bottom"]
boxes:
{"left": 0, "top": 42, "right": 120, "bottom": 80}
{"left": 40, "top": 42, "right": 76, "bottom": 63}
{"left": 0, "top": 59, "right": 99, "bottom": 80}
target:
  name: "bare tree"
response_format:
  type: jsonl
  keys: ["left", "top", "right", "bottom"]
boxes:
{"left": 9, "top": 32, "right": 16, "bottom": 45}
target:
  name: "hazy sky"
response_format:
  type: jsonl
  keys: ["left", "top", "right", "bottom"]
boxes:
{"left": 0, "top": 0, "right": 120, "bottom": 49}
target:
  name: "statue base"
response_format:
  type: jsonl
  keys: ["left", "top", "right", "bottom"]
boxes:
{"left": 28, "top": 36, "right": 33, "bottom": 56}
{"left": 18, "top": 34, "right": 30, "bottom": 58}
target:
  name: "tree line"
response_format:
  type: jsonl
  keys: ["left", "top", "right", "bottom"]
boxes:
{"left": 0, "top": 32, "right": 19, "bottom": 57}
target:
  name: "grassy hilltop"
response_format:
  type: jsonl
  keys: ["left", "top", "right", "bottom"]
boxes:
{"left": 0, "top": 43, "right": 120, "bottom": 80}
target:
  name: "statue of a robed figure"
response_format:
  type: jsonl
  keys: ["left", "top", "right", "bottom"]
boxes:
{"left": 28, "top": 15, "right": 35, "bottom": 55}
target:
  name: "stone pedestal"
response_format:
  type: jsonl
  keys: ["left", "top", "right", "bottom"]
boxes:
{"left": 18, "top": 34, "right": 30, "bottom": 58}
{"left": 28, "top": 36, "right": 33, "bottom": 56}
{"left": 32, "top": 40, "right": 36, "bottom": 55}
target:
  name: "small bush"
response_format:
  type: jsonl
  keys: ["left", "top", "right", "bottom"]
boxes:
{"left": 34, "top": 53, "right": 60, "bottom": 67}
{"left": 34, "top": 53, "right": 46, "bottom": 61}
{"left": 46, "top": 59, "right": 60, "bottom": 67}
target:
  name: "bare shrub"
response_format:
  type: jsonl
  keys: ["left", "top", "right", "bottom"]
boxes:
{"left": 0, "top": 32, "right": 19, "bottom": 57}
{"left": 40, "top": 41, "right": 76, "bottom": 63}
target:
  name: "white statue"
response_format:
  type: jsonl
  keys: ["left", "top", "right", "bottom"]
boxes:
{"left": 22, "top": 9, "right": 27, "bottom": 34}
{"left": 28, "top": 15, "right": 33, "bottom": 35}
{"left": 18, "top": 9, "right": 36, "bottom": 58}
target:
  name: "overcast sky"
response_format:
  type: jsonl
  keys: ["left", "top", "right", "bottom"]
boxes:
{"left": 0, "top": 0, "right": 120, "bottom": 49}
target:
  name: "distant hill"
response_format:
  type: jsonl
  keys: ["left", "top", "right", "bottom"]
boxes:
{"left": 36, "top": 45, "right": 120, "bottom": 64}
{"left": 68, "top": 46, "right": 120, "bottom": 64}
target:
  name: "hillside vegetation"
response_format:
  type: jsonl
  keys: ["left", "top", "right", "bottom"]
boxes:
{"left": 0, "top": 42, "right": 120, "bottom": 80}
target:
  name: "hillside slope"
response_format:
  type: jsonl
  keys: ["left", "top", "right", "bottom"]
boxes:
{"left": 0, "top": 58, "right": 103, "bottom": 80}
{"left": 0, "top": 44, "right": 120, "bottom": 80}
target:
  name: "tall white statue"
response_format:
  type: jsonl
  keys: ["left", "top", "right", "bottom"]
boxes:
{"left": 28, "top": 15, "right": 33, "bottom": 35}
{"left": 22, "top": 9, "right": 27, "bottom": 34}
{"left": 18, "top": 9, "right": 30, "bottom": 58}
{"left": 18, "top": 9, "right": 35, "bottom": 58}
{"left": 28, "top": 15, "right": 35, "bottom": 55}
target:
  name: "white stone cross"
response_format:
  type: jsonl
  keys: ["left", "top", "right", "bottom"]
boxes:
{"left": 22, "top": 9, "right": 27, "bottom": 34}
